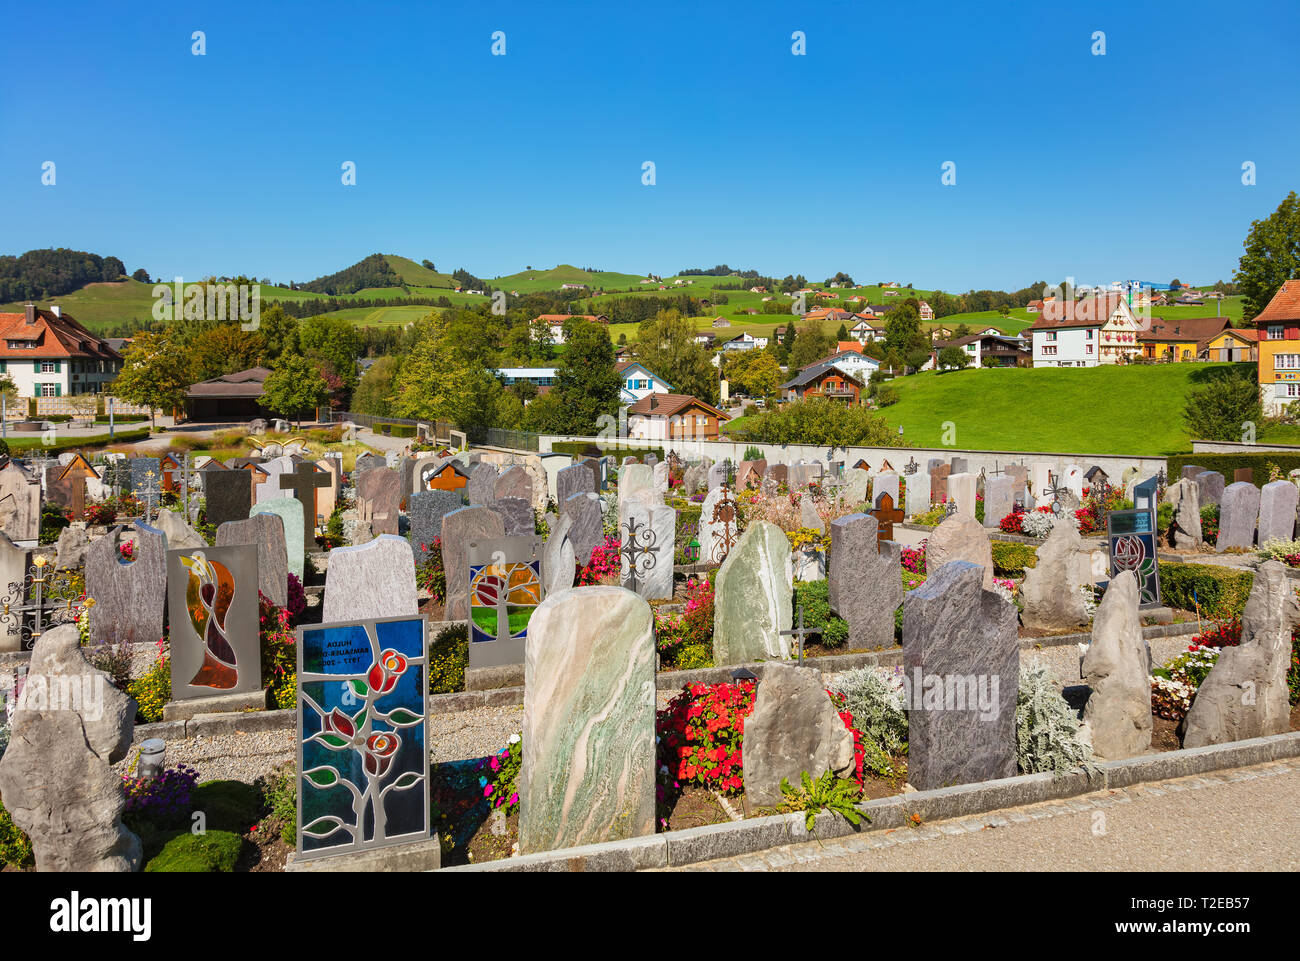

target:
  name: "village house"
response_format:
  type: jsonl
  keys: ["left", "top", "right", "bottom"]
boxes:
{"left": 778, "top": 355, "right": 871, "bottom": 403}
{"left": 1025, "top": 293, "right": 1143, "bottom": 367}
{"left": 1253, "top": 280, "right": 1300, "bottom": 414}
{"left": 1135, "top": 317, "right": 1238, "bottom": 363}
{"left": 615, "top": 361, "right": 672, "bottom": 405}
{"left": 918, "top": 301, "right": 934, "bottom": 320}
{"left": 0, "top": 304, "right": 122, "bottom": 398}
{"left": 626, "top": 393, "right": 729, "bottom": 440}
{"left": 935, "top": 333, "right": 1031, "bottom": 368}
{"left": 495, "top": 367, "right": 558, "bottom": 394}
{"left": 719, "top": 332, "right": 768, "bottom": 352}
{"left": 532, "top": 313, "right": 607, "bottom": 345}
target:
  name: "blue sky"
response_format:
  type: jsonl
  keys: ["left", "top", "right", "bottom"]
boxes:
{"left": 3, "top": 0, "right": 1297, "bottom": 291}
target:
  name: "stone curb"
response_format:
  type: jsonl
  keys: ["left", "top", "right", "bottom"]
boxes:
{"left": 441, "top": 730, "right": 1300, "bottom": 872}
{"left": 133, "top": 709, "right": 296, "bottom": 742}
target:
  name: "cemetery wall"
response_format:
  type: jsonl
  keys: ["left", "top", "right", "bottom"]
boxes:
{"left": 538, "top": 435, "right": 1167, "bottom": 478}
{"left": 1190, "top": 440, "right": 1300, "bottom": 454}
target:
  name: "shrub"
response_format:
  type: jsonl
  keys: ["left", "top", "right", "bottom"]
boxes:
{"left": 991, "top": 541, "right": 1038, "bottom": 578}
{"left": 776, "top": 770, "right": 864, "bottom": 828}
{"left": 192, "top": 780, "right": 264, "bottom": 833}
{"left": 285, "top": 573, "right": 307, "bottom": 624}
{"left": 1019, "top": 507, "right": 1057, "bottom": 539}
{"left": 828, "top": 667, "right": 908, "bottom": 777}
{"left": 478, "top": 735, "right": 521, "bottom": 816}
{"left": 255, "top": 764, "right": 297, "bottom": 845}
{"left": 123, "top": 764, "right": 200, "bottom": 824}
{"left": 259, "top": 594, "right": 296, "bottom": 710}
{"left": 576, "top": 534, "right": 620, "bottom": 584}
{"left": 1158, "top": 562, "right": 1254, "bottom": 618}
{"left": 85, "top": 638, "right": 133, "bottom": 693}
{"left": 415, "top": 537, "right": 446, "bottom": 603}
{"left": 128, "top": 645, "right": 171, "bottom": 724}
{"left": 1151, "top": 644, "right": 1223, "bottom": 722}
{"left": 657, "top": 680, "right": 756, "bottom": 794}
{"left": 143, "top": 831, "right": 244, "bottom": 872}
{"left": 655, "top": 577, "right": 714, "bottom": 668}
{"left": 912, "top": 504, "right": 947, "bottom": 526}
{"left": 791, "top": 579, "right": 851, "bottom": 648}
{"left": 429, "top": 622, "right": 468, "bottom": 694}
{"left": 1258, "top": 538, "right": 1300, "bottom": 565}
{"left": 675, "top": 643, "right": 714, "bottom": 670}
{"left": 0, "top": 799, "right": 33, "bottom": 868}
{"left": 1166, "top": 452, "right": 1300, "bottom": 489}
{"left": 1015, "top": 663, "right": 1098, "bottom": 778}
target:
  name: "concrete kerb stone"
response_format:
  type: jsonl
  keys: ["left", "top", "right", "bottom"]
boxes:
{"left": 446, "top": 832, "right": 669, "bottom": 872}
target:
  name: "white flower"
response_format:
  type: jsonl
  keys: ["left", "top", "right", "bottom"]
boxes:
{"left": 508, "top": 733, "right": 521, "bottom": 745}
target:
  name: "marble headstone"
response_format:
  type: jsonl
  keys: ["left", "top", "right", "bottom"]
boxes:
{"left": 321, "top": 535, "right": 418, "bottom": 624}
{"left": 217, "top": 512, "right": 289, "bottom": 608}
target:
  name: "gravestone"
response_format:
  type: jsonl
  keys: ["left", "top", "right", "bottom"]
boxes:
{"left": 128, "top": 457, "right": 160, "bottom": 498}
{"left": 1256, "top": 480, "right": 1298, "bottom": 544}
{"left": 1216, "top": 481, "right": 1260, "bottom": 551}
{"left": 465, "top": 535, "right": 544, "bottom": 677}
{"left": 1233, "top": 468, "right": 1255, "bottom": 485}
{"left": 251, "top": 498, "right": 305, "bottom": 579}
{"left": 0, "top": 463, "right": 41, "bottom": 542}
{"left": 467, "top": 462, "right": 499, "bottom": 507}
{"left": 407, "top": 490, "right": 463, "bottom": 563}
{"left": 828, "top": 514, "right": 903, "bottom": 651}
{"left": 256, "top": 455, "right": 296, "bottom": 505}
{"left": 768, "top": 463, "right": 789, "bottom": 487}
{"left": 321, "top": 535, "right": 418, "bottom": 623}
{"left": 314, "top": 457, "right": 341, "bottom": 521}
{"left": 643, "top": 453, "right": 658, "bottom": 468}
{"left": 495, "top": 466, "right": 532, "bottom": 504}
{"left": 154, "top": 508, "right": 205, "bottom": 550}
{"left": 441, "top": 506, "right": 506, "bottom": 620}
{"left": 520, "top": 586, "right": 655, "bottom": 854}
{"left": 204, "top": 469, "right": 253, "bottom": 531}
{"left": 560, "top": 491, "right": 604, "bottom": 569}
{"left": 296, "top": 615, "right": 430, "bottom": 863}
{"left": 1166, "top": 477, "right": 1202, "bottom": 550}
{"left": 903, "top": 561, "right": 1018, "bottom": 790}
{"left": 357, "top": 468, "right": 401, "bottom": 537}
{"left": 166, "top": 544, "right": 260, "bottom": 701}
{"left": 874, "top": 471, "right": 899, "bottom": 507}
{"left": 1029, "top": 463, "right": 1055, "bottom": 504}
{"left": 618, "top": 463, "right": 654, "bottom": 505}
{"left": 983, "top": 474, "right": 1015, "bottom": 529}
{"left": 0, "top": 532, "right": 28, "bottom": 651}
{"left": 799, "top": 495, "right": 823, "bottom": 533}
{"left": 1180, "top": 465, "right": 1206, "bottom": 480}
{"left": 947, "top": 472, "right": 977, "bottom": 518}
{"left": 1082, "top": 570, "right": 1152, "bottom": 759}
{"left": 495, "top": 496, "right": 535, "bottom": 537}
{"left": 280, "top": 462, "right": 331, "bottom": 550}
{"left": 712, "top": 521, "right": 793, "bottom": 665}
{"left": 1106, "top": 507, "right": 1161, "bottom": 608}
{"left": 929, "top": 462, "right": 951, "bottom": 504}
{"left": 541, "top": 513, "right": 576, "bottom": 595}
{"left": 557, "top": 463, "right": 595, "bottom": 506}
{"left": 1194, "top": 470, "right": 1225, "bottom": 508}
{"left": 1062, "top": 464, "right": 1085, "bottom": 499}
{"left": 950, "top": 456, "right": 969, "bottom": 475}
{"left": 698, "top": 484, "right": 739, "bottom": 566}
{"left": 652, "top": 461, "right": 669, "bottom": 499}
{"left": 217, "top": 513, "right": 289, "bottom": 608}
{"left": 706, "top": 462, "right": 727, "bottom": 490}
{"left": 618, "top": 492, "right": 674, "bottom": 601}
{"left": 904, "top": 470, "right": 931, "bottom": 517}
{"left": 743, "top": 663, "right": 856, "bottom": 808}
{"left": 869, "top": 491, "right": 904, "bottom": 544}
{"left": 683, "top": 463, "right": 705, "bottom": 495}
{"left": 354, "top": 453, "right": 385, "bottom": 473}
{"left": 54, "top": 525, "right": 89, "bottom": 572}
{"left": 840, "top": 468, "right": 870, "bottom": 507}
{"left": 1020, "top": 518, "right": 1092, "bottom": 630}
{"left": 925, "top": 513, "right": 993, "bottom": 589}
{"left": 86, "top": 522, "right": 167, "bottom": 646}
{"left": 1183, "top": 562, "right": 1298, "bottom": 747}
{"left": 735, "top": 459, "right": 766, "bottom": 490}
{"left": 0, "top": 624, "right": 140, "bottom": 871}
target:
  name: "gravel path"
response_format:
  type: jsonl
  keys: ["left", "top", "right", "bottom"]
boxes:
{"left": 114, "top": 728, "right": 296, "bottom": 785}
{"left": 666, "top": 759, "right": 1300, "bottom": 872}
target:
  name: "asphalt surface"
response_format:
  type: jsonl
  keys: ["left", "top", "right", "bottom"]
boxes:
{"left": 666, "top": 759, "right": 1300, "bottom": 872}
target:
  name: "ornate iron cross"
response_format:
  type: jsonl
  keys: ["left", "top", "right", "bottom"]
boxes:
{"left": 138, "top": 469, "right": 162, "bottom": 525}
{"left": 780, "top": 606, "right": 814, "bottom": 666}
{"left": 0, "top": 555, "right": 95, "bottom": 651}
{"left": 903, "top": 457, "right": 919, "bottom": 476}
{"left": 1041, "top": 472, "right": 1070, "bottom": 517}
{"left": 619, "top": 515, "right": 659, "bottom": 594}
{"left": 709, "top": 487, "right": 738, "bottom": 564}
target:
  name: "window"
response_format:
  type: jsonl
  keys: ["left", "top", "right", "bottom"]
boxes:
{"left": 40, "top": 384, "right": 57, "bottom": 397}
{"left": 1041, "top": 345, "right": 1057, "bottom": 356}
{"left": 1269, "top": 325, "right": 1284, "bottom": 340}
{"left": 1086, "top": 344, "right": 1093, "bottom": 354}
{"left": 40, "top": 361, "right": 57, "bottom": 373}
{"left": 1285, "top": 384, "right": 1300, "bottom": 398}
{"left": 1086, "top": 329, "right": 1094, "bottom": 340}
{"left": 1046, "top": 331, "right": 1057, "bottom": 341}
{"left": 1274, "top": 354, "right": 1300, "bottom": 370}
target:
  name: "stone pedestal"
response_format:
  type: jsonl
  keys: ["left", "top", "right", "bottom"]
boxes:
{"left": 163, "top": 688, "right": 268, "bottom": 722}
{"left": 285, "top": 836, "right": 442, "bottom": 872}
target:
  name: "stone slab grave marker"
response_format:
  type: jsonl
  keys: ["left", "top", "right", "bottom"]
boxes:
{"left": 356, "top": 468, "right": 401, "bottom": 537}
{"left": 947, "top": 472, "right": 977, "bottom": 518}
{"left": 556, "top": 463, "right": 595, "bottom": 506}
{"left": 868, "top": 491, "right": 904, "bottom": 544}
{"left": 926, "top": 513, "right": 993, "bottom": 589}
{"left": 441, "top": 506, "right": 506, "bottom": 620}
{"left": 618, "top": 463, "right": 654, "bottom": 505}
{"left": 0, "top": 532, "right": 28, "bottom": 652}
{"left": 407, "top": 489, "right": 463, "bottom": 564}
{"left": 0, "top": 462, "right": 41, "bottom": 542}
{"left": 1082, "top": 570, "right": 1153, "bottom": 759}
{"left": 295, "top": 614, "right": 431, "bottom": 864}
{"left": 950, "top": 456, "right": 969, "bottom": 475}
{"left": 1183, "top": 561, "right": 1298, "bottom": 747}
{"left": 467, "top": 462, "right": 499, "bottom": 507}
{"left": 165, "top": 544, "right": 261, "bottom": 707}
{"left": 1194, "top": 470, "right": 1225, "bottom": 508}
{"left": 495, "top": 466, "right": 532, "bottom": 504}
{"left": 520, "top": 585, "right": 655, "bottom": 854}
{"left": 1165, "top": 477, "right": 1202, "bottom": 550}
{"left": 742, "top": 662, "right": 855, "bottom": 808}
{"left": 904, "top": 469, "right": 931, "bottom": 517}
{"left": 86, "top": 521, "right": 167, "bottom": 646}
{"left": 251, "top": 498, "right": 306, "bottom": 580}
{"left": 466, "top": 535, "right": 543, "bottom": 674}
{"left": 204, "top": 468, "right": 253, "bottom": 531}
{"left": 255, "top": 455, "right": 295, "bottom": 505}
{"left": 618, "top": 492, "right": 674, "bottom": 601}
{"left": 495, "top": 496, "right": 535, "bottom": 537}
{"left": 1256, "top": 480, "right": 1298, "bottom": 544}
{"left": 828, "top": 513, "right": 903, "bottom": 651}
{"left": 1181, "top": 464, "right": 1206, "bottom": 481}
{"left": 706, "top": 462, "right": 727, "bottom": 490}
{"left": 1021, "top": 517, "right": 1092, "bottom": 630}
{"left": 983, "top": 474, "right": 1015, "bottom": 529}
{"left": 904, "top": 560, "right": 1018, "bottom": 790}
{"left": 314, "top": 457, "right": 341, "bottom": 522}
{"left": 1234, "top": 468, "right": 1255, "bottom": 485}
{"left": 768, "top": 463, "right": 789, "bottom": 487}
{"left": 354, "top": 453, "right": 385, "bottom": 473}
{"left": 541, "top": 513, "right": 576, "bottom": 595}
{"left": 799, "top": 494, "right": 823, "bottom": 533}
{"left": 712, "top": 520, "right": 793, "bottom": 665}
{"left": 840, "top": 467, "right": 870, "bottom": 507}
{"left": 1216, "top": 481, "right": 1260, "bottom": 551}
{"left": 154, "top": 507, "right": 205, "bottom": 550}
{"left": 874, "top": 471, "right": 899, "bottom": 507}
{"left": 322, "top": 535, "right": 419, "bottom": 624}
{"left": 928, "top": 461, "right": 951, "bottom": 505}
{"left": 560, "top": 491, "right": 604, "bottom": 569}
{"left": 217, "top": 512, "right": 288, "bottom": 608}
{"left": 0, "top": 624, "right": 141, "bottom": 871}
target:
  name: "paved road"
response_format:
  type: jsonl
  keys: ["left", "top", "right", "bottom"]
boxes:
{"left": 666, "top": 758, "right": 1300, "bottom": 872}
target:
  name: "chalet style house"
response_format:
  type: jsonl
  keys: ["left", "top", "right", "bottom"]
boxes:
{"left": 0, "top": 304, "right": 122, "bottom": 397}
{"left": 626, "top": 393, "right": 729, "bottom": 440}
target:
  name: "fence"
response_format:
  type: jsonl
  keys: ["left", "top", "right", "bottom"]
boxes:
{"left": 483, "top": 428, "right": 540, "bottom": 452}
{"left": 1, "top": 395, "right": 154, "bottom": 421}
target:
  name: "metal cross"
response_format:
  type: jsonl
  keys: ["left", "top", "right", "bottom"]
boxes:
{"left": 0, "top": 555, "right": 95, "bottom": 651}
{"left": 709, "top": 486, "right": 739, "bottom": 564}
{"left": 903, "top": 457, "right": 919, "bottom": 476}
{"left": 1041, "top": 472, "right": 1071, "bottom": 517}
{"left": 780, "top": 606, "right": 815, "bottom": 667}
{"left": 138, "top": 469, "right": 162, "bottom": 525}
{"left": 619, "top": 515, "right": 659, "bottom": 594}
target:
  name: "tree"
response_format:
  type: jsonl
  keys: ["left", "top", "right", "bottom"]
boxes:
{"left": 109, "top": 329, "right": 195, "bottom": 428}
{"left": 421, "top": 259, "right": 437, "bottom": 271}
{"left": 520, "top": 390, "right": 568, "bottom": 433}
{"left": 836, "top": 322, "right": 849, "bottom": 341}
{"left": 352, "top": 356, "right": 399, "bottom": 415}
{"left": 188, "top": 324, "right": 266, "bottom": 382}
{"left": 1235, "top": 191, "right": 1300, "bottom": 321}
{"left": 631, "top": 309, "right": 719, "bottom": 404}
{"left": 937, "top": 345, "right": 971, "bottom": 371}
{"left": 131, "top": 268, "right": 150, "bottom": 283}
{"left": 1182, "top": 369, "right": 1262, "bottom": 442}
{"left": 953, "top": 323, "right": 971, "bottom": 338}
{"left": 555, "top": 320, "right": 620, "bottom": 434}
{"left": 262, "top": 355, "right": 329, "bottom": 429}
{"left": 883, "top": 304, "right": 927, "bottom": 361}
{"left": 257, "top": 305, "right": 299, "bottom": 366}
{"left": 790, "top": 318, "right": 835, "bottom": 369}
{"left": 739, "top": 398, "right": 904, "bottom": 447}
{"left": 297, "top": 313, "right": 362, "bottom": 392}
{"left": 725, "top": 350, "right": 783, "bottom": 401}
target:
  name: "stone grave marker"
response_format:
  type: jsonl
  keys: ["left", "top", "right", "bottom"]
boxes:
{"left": 251, "top": 498, "right": 305, "bottom": 579}
{"left": 1216, "top": 481, "right": 1260, "bottom": 551}
{"left": 618, "top": 492, "right": 674, "bottom": 601}
{"left": 204, "top": 468, "right": 253, "bottom": 531}
{"left": 0, "top": 462, "right": 41, "bottom": 542}
{"left": 495, "top": 466, "right": 532, "bottom": 504}
{"left": 357, "top": 468, "right": 401, "bottom": 537}
{"left": 278, "top": 463, "right": 330, "bottom": 551}
{"left": 903, "top": 561, "right": 1018, "bottom": 790}
{"left": 1194, "top": 470, "right": 1225, "bottom": 507}
{"left": 874, "top": 471, "right": 899, "bottom": 507}
{"left": 947, "top": 472, "right": 977, "bottom": 518}
{"left": 1166, "top": 478, "right": 1202, "bottom": 550}
{"left": 560, "top": 491, "right": 604, "bottom": 569}
{"left": 408, "top": 489, "right": 463, "bottom": 563}
{"left": 467, "top": 462, "right": 499, "bottom": 507}
{"left": 929, "top": 462, "right": 951, "bottom": 504}
{"left": 441, "top": 506, "right": 505, "bottom": 620}
{"left": 1082, "top": 570, "right": 1152, "bottom": 759}
{"left": 321, "top": 535, "right": 418, "bottom": 624}
{"left": 0, "top": 532, "right": 28, "bottom": 652}
{"left": 1234, "top": 468, "right": 1255, "bottom": 485}
{"left": 904, "top": 470, "right": 931, "bottom": 516}
{"left": 520, "top": 585, "right": 655, "bottom": 854}
{"left": 466, "top": 535, "right": 543, "bottom": 675}
{"left": 295, "top": 614, "right": 430, "bottom": 863}
{"left": 1021, "top": 519, "right": 1092, "bottom": 630}
{"left": 556, "top": 463, "right": 595, "bottom": 506}
{"left": 1180, "top": 464, "right": 1206, "bottom": 480}
{"left": 86, "top": 522, "right": 167, "bottom": 646}
{"left": 154, "top": 508, "right": 205, "bottom": 550}
{"left": 217, "top": 513, "right": 289, "bottom": 608}
{"left": 354, "top": 453, "right": 385, "bottom": 473}
{"left": 950, "top": 456, "right": 969, "bottom": 475}
{"left": 983, "top": 474, "right": 1015, "bottom": 529}
{"left": 712, "top": 521, "right": 792, "bottom": 665}
{"left": 495, "top": 496, "right": 534, "bottom": 537}
{"left": 926, "top": 513, "right": 993, "bottom": 589}
{"left": 698, "top": 484, "right": 739, "bottom": 566}
{"left": 1257, "top": 480, "right": 1298, "bottom": 544}
{"left": 618, "top": 463, "right": 654, "bottom": 506}
{"left": 1106, "top": 507, "right": 1160, "bottom": 608}
{"left": 541, "top": 513, "right": 576, "bottom": 595}
{"left": 828, "top": 513, "right": 903, "bottom": 651}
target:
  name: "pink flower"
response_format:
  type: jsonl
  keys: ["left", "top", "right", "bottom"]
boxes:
{"left": 484, "top": 785, "right": 494, "bottom": 797}
{"left": 510, "top": 793, "right": 518, "bottom": 804}
{"left": 490, "top": 757, "right": 500, "bottom": 771}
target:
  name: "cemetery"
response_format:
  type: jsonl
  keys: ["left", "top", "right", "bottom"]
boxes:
{"left": 0, "top": 426, "right": 1298, "bottom": 873}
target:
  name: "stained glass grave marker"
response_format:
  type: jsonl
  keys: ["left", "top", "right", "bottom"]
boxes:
{"left": 466, "top": 536, "right": 543, "bottom": 669}
{"left": 166, "top": 545, "right": 261, "bottom": 700}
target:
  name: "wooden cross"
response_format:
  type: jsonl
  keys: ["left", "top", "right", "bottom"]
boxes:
{"left": 780, "top": 606, "right": 814, "bottom": 667}
{"left": 280, "top": 462, "right": 331, "bottom": 550}
{"left": 869, "top": 491, "right": 904, "bottom": 544}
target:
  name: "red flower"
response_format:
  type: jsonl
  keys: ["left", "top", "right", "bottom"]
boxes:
{"left": 321, "top": 707, "right": 356, "bottom": 741}
{"left": 363, "top": 731, "right": 400, "bottom": 777}
{"left": 367, "top": 649, "right": 409, "bottom": 695}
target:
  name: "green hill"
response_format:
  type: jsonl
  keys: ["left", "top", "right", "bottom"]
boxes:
{"left": 382, "top": 255, "right": 457, "bottom": 288}
{"left": 492, "top": 264, "right": 647, "bottom": 294}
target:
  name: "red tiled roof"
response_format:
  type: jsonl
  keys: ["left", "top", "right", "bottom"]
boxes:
{"left": 1252, "top": 280, "right": 1300, "bottom": 325}
{"left": 535, "top": 314, "right": 605, "bottom": 324}
{"left": 1025, "top": 293, "right": 1125, "bottom": 331}
{"left": 1135, "top": 316, "right": 1229, "bottom": 350}
{"left": 0, "top": 307, "right": 122, "bottom": 361}
{"left": 625, "top": 393, "right": 728, "bottom": 421}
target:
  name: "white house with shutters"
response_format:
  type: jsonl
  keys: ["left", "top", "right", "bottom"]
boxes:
{"left": 0, "top": 304, "right": 123, "bottom": 397}
{"left": 1025, "top": 293, "right": 1144, "bottom": 367}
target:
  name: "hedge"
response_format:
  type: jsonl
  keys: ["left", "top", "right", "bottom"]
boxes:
{"left": 1166, "top": 452, "right": 1300, "bottom": 489}
{"left": 1157, "top": 562, "right": 1254, "bottom": 618}
{"left": 375, "top": 423, "right": 416, "bottom": 438}
{"left": 551, "top": 441, "right": 666, "bottom": 464}
{"left": 991, "top": 541, "right": 1038, "bottom": 578}
{"left": 4, "top": 427, "right": 150, "bottom": 452}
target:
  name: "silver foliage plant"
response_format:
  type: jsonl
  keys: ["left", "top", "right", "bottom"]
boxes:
{"left": 828, "top": 666, "right": 908, "bottom": 776}
{"left": 1015, "top": 662, "right": 1098, "bottom": 778}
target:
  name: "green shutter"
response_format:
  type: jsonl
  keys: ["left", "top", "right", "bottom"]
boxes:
{"left": 55, "top": 384, "right": 62, "bottom": 397}
{"left": 53, "top": 360, "right": 61, "bottom": 373}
